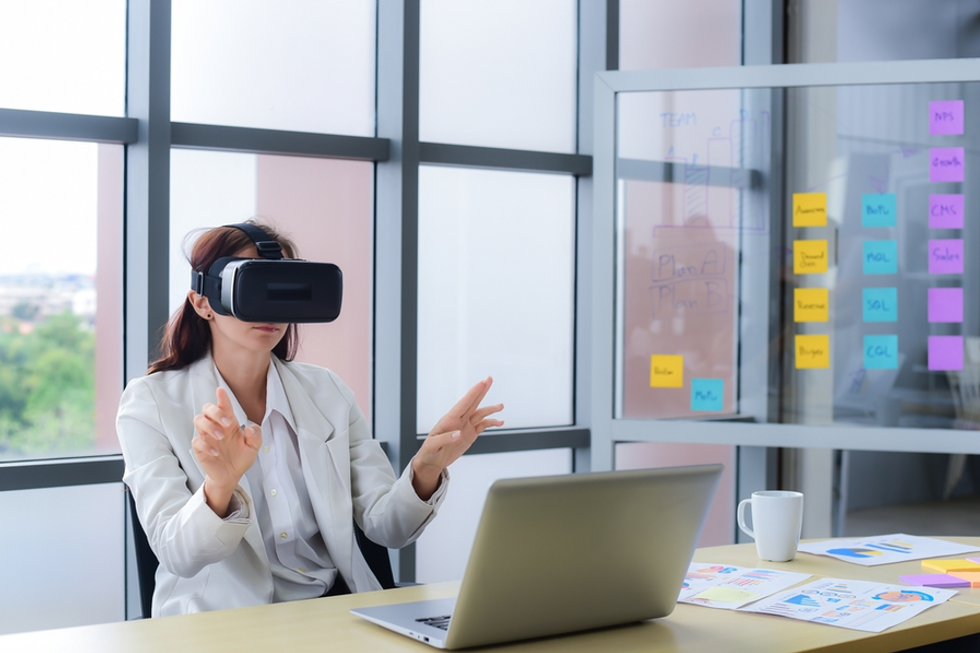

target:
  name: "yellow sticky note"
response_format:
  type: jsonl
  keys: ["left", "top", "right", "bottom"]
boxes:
{"left": 922, "top": 559, "right": 980, "bottom": 573}
{"left": 794, "top": 240, "right": 828, "bottom": 274}
{"left": 795, "top": 335, "right": 830, "bottom": 369}
{"left": 793, "top": 192, "right": 827, "bottom": 227}
{"left": 650, "top": 355, "right": 684, "bottom": 388}
{"left": 794, "top": 288, "right": 829, "bottom": 322}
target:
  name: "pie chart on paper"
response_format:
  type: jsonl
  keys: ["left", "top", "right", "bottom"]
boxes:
{"left": 826, "top": 548, "right": 885, "bottom": 559}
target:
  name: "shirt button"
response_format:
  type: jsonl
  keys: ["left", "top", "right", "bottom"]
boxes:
{"left": 270, "top": 489, "right": 278, "bottom": 497}
{"left": 298, "top": 567, "right": 307, "bottom": 573}
{"left": 280, "top": 532, "right": 288, "bottom": 539}
{"left": 262, "top": 446, "right": 270, "bottom": 454}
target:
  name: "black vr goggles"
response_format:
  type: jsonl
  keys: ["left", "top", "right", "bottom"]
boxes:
{"left": 190, "top": 223, "right": 343, "bottom": 323}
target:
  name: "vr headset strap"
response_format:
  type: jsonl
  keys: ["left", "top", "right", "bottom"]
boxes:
{"left": 227, "top": 223, "right": 283, "bottom": 260}
{"left": 190, "top": 223, "right": 283, "bottom": 310}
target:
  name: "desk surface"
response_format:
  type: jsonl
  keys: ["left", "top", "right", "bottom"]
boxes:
{"left": 7, "top": 537, "right": 980, "bottom": 653}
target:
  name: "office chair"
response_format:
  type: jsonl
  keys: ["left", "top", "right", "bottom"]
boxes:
{"left": 125, "top": 488, "right": 398, "bottom": 618}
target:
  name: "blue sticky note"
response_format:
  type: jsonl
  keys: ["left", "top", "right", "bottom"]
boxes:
{"left": 863, "top": 287, "right": 898, "bottom": 322}
{"left": 690, "top": 379, "right": 724, "bottom": 412}
{"left": 864, "top": 335, "right": 899, "bottom": 370}
{"left": 862, "top": 193, "right": 896, "bottom": 228}
{"left": 863, "top": 240, "right": 898, "bottom": 275}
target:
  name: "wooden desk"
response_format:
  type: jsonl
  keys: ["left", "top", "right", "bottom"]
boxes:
{"left": 6, "top": 539, "right": 980, "bottom": 653}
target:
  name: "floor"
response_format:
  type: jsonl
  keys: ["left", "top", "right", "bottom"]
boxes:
{"left": 844, "top": 496, "right": 980, "bottom": 537}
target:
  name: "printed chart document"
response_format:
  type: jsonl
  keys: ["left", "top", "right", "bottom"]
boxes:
{"left": 679, "top": 563, "right": 811, "bottom": 609}
{"left": 742, "top": 577, "right": 956, "bottom": 633}
{"left": 798, "top": 534, "right": 980, "bottom": 566}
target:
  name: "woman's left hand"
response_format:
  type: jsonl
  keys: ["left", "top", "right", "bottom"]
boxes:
{"left": 412, "top": 376, "right": 504, "bottom": 500}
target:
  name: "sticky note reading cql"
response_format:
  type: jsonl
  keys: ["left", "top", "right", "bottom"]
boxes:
{"left": 864, "top": 335, "right": 899, "bottom": 370}
{"left": 650, "top": 355, "right": 684, "bottom": 388}
{"left": 793, "top": 193, "right": 827, "bottom": 227}
{"left": 794, "top": 240, "right": 828, "bottom": 274}
{"left": 794, "top": 288, "right": 829, "bottom": 322}
{"left": 795, "top": 335, "right": 830, "bottom": 369}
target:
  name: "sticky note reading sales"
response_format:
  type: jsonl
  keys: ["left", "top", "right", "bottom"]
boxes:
{"left": 929, "top": 287, "right": 963, "bottom": 323}
{"left": 690, "top": 378, "right": 724, "bottom": 412}
{"left": 862, "top": 240, "right": 897, "bottom": 275}
{"left": 930, "top": 147, "right": 964, "bottom": 182}
{"left": 861, "top": 193, "right": 896, "bottom": 228}
{"left": 794, "top": 240, "right": 828, "bottom": 274}
{"left": 930, "top": 100, "right": 964, "bottom": 135}
{"left": 929, "top": 194, "right": 964, "bottom": 229}
{"left": 928, "top": 336, "right": 963, "bottom": 371}
{"left": 864, "top": 335, "right": 899, "bottom": 370}
{"left": 863, "top": 287, "right": 898, "bottom": 322}
{"left": 795, "top": 335, "right": 830, "bottom": 369}
{"left": 929, "top": 239, "right": 964, "bottom": 274}
{"left": 793, "top": 193, "right": 827, "bottom": 227}
{"left": 650, "top": 355, "right": 683, "bottom": 387}
{"left": 794, "top": 288, "right": 829, "bottom": 322}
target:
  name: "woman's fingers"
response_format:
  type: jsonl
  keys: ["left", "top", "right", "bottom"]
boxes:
{"left": 469, "top": 403, "right": 504, "bottom": 424}
{"left": 446, "top": 377, "right": 493, "bottom": 419}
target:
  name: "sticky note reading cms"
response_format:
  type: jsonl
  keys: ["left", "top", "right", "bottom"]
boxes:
{"left": 794, "top": 240, "right": 828, "bottom": 274}
{"left": 794, "top": 288, "right": 829, "bottom": 322}
{"left": 928, "top": 336, "right": 964, "bottom": 371}
{"left": 930, "top": 100, "right": 964, "bottom": 135}
{"left": 864, "top": 335, "right": 899, "bottom": 370}
{"left": 930, "top": 147, "right": 965, "bottom": 182}
{"left": 690, "top": 378, "right": 724, "bottom": 412}
{"left": 861, "top": 193, "right": 896, "bottom": 228}
{"left": 928, "top": 287, "right": 963, "bottom": 323}
{"left": 929, "top": 194, "right": 964, "bottom": 229}
{"left": 795, "top": 335, "right": 830, "bottom": 369}
{"left": 793, "top": 193, "right": 827, "bottom": 227}
{"left": 650, "top": 355, "right": 684, "bottom": 388}
{"left": 862, "top": 240, "right": 898, "bottom": 275}
{"left": 863, "top": 287, "right": 898, "bottom": 322}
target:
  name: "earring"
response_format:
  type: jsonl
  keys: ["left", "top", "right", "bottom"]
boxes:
{"left": 206, "top": 313, "right": 212, "bottom": 319}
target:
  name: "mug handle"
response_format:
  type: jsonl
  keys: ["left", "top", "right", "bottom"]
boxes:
{"left": 737, "top": 499, "right": 754, "bottom": 538}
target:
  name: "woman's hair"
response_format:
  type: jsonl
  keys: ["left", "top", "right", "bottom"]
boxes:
{"left": 147, "top": 221, "right": 300, "bottom": 374}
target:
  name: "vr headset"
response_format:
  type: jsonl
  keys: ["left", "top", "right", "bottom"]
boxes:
{"left": 190, "top": 223, "right": 343, "bottom": 323}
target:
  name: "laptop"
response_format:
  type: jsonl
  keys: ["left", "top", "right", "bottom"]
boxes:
{"left": 351, "top": 464, "right": 723, "bottom": 649}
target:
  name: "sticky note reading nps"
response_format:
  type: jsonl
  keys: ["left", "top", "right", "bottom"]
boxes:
{"left": 792, "top": 193, "right": 827, "bottom": 227}
{"left": 793, "top": 240, "right": 828, "bottom": 274}
{"left": 794, "top": 288, "right": 829, "bottom": 322}
{"left": 795, "top": 335, "right": 830, "bottom": 369}
{"left": 650, "top": 355, "right": 684, "bottom": 388}
{"left": 930, "top": 100, "right": 964, "bottom": 135}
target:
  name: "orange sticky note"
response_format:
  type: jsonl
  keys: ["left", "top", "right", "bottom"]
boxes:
{"left": 949, "top": 572, "right": 980, "bottom": 587}
{"left": 650, "top": 355, "right": 684, "bottom": 388}
{"left": 795, "top": 335, "right": 830, "bottom": 369}
{"left": 794, "top": 288, "right": 829, "bottom": 322}
{"left": 793, "top": 193, "right": 827, "bottom": 227}
{"left": 921, "top": 559, "right": 980, "bottom": 573}
{"left": 794, "top": 240, "right": 829, "bottom": 274}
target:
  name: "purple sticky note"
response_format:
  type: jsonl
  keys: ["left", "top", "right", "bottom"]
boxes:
{"left": 929, "top": 288, "right": 964, "bottom": 323}
{"left": 930, "top": 148, "right": 965, "bottom": 182}
{"left": 930, "top": 100, "right": 965, "bottom": 135}
{"left": 929, "top": 336, "right": 964, "bottom": 371}
{"left": 901, "top": 573, "right": 970, "bottom": 588}
{"left": 930, "top": 194, "right": 964, "bottom": 229}
{"left": 929, "top": 239, "right": 964, "bottom": 274}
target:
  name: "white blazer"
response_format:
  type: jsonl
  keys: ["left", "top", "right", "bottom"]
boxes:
{"left": 117, "top": 354, "right": 445, "bottom": 617}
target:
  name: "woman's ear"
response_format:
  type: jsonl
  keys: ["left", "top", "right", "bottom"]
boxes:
{"left": 187, "top": 290, "right": 214, "bottom": 320}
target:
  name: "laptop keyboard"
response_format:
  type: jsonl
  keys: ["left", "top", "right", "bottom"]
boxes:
{"left": 415, "top": 614, "right": 452, "bottom": 631}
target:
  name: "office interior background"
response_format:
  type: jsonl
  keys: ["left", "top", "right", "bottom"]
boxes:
{"left": 3, "top": 0, "right": 980, "bottom": 636}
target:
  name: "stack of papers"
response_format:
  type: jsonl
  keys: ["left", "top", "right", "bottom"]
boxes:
{"left": 798, "top": 534, "right": 980, "bottom": 566}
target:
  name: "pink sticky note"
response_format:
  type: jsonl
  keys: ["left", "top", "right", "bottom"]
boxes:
{"left": 930, "top": 194, "right": 964, "bottom": 229}
{"left": 929, "top": 288, "right": 964, "bottom": 323}
{"left": 931, "top": 148, "right": 965, "bottom": 182}
{"left": 929, "top": 336, "right": 964, "bottom": 371}
{"left": 930, "top": 100, "right": 965, "bottom": 135}
{"left": 900, "top": 573, "right": 970, "bottom": 588}
{"left": 929, "top": 239, "right": 964, "bottom": 274}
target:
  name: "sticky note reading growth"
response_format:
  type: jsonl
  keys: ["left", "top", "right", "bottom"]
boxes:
{"left": 929, "top": 287, "right": 963, "bottom": 323}
{"left": 930, "top": 147, "right": 965, "bottom": 182}
{"left": 929, "top": 239, "right": 964, "bottom": 274}
{"left": 863, "top": 287, "right": 898, "bottom": 322}
{"left": 793, "top": 193, "right": 827, "bottom": 227}
{"left": 794, "top": 240, "right": 828, "bottom": 274}
{"left": 929, "top": 194, "right": 964, "bottom": 229}
{"left": 864, "top": 335, "right": 899, "bottom": 370}
{"left": 795, "top": 335, "right": 830, "bottom": 369}
{"left": 650, "top": 355, "right": 684, "bottom": 388}
{"left": 690, "top": 379, "right": 724, "bottom": 412}
{"left": 928, "top": 336, "right": 964, "bottom": 371}
{"left": 863, "top": 240, "right": 898, "bottom": 275}
{"left": 930, "top": 100, "right": 964, "bottom": 135}
{"left": 862, "top": 193, "right": 896, "bottom": 228}
{"left": 794, "top": 288, "right": 829, "bottom": 322}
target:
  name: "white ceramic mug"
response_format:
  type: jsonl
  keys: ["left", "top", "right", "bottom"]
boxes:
{"left": 737, "top": 490, "right": 804, "bottom": 562}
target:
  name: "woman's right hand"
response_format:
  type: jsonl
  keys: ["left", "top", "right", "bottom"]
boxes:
{"left": 192, "top": 387, "right": 262, "bottom": 517}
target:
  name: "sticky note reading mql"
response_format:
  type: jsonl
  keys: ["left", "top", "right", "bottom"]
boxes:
{"left": 795, "top": 335, "right": 830, "bottom": 369}
{"left": 794, "top": 288, "right": 829, "bottom": 322}
{"left": 930, "top": 100, "right": 964, "bottom": 135}
{"left": 690, "top": 379, "right": 724, "bottom": 412}
{"left": 794, "top": 240, "right": 828, "bottom": 274}
{"left": 650, "top": 355, "right": 683, "bottom": 388}
{"left": 863, "top": 240, "right": 898, "bottom": 275}
{"left": 793, "top": 193, "right": 827, "bottom": 227}
{"left": 930, "top": 147, "right": 965, "bottom": 182}
{"left": 862, "top": 287, "right": 898, "bottom": 322}
{"left": 929, "top": 239, "right": 964, "bottom": 275}
{"left": 862, "top": 193, "right": 896, "bottom": 228}
{"left": 864, "top": 335, "right": 899, "bottom": 370}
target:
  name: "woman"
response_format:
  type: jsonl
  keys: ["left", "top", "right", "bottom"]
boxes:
{"left": 116, "top": 222, "right": 504, "bottom": 617}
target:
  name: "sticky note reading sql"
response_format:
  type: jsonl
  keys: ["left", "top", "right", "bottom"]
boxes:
{"left": 794, "top": 288, "right": 829, "bottom": 322}
{"left": 794, "top": 240, "right": 828, "bottom": 274}
{"left": 792, "top": 193, "right": 827, "bottom": 227}
{"left": 795, "top": 335, "right": 830, "bottom": 369}
{"left": 650, "top": 355, "right": 684, "bottom": 388}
